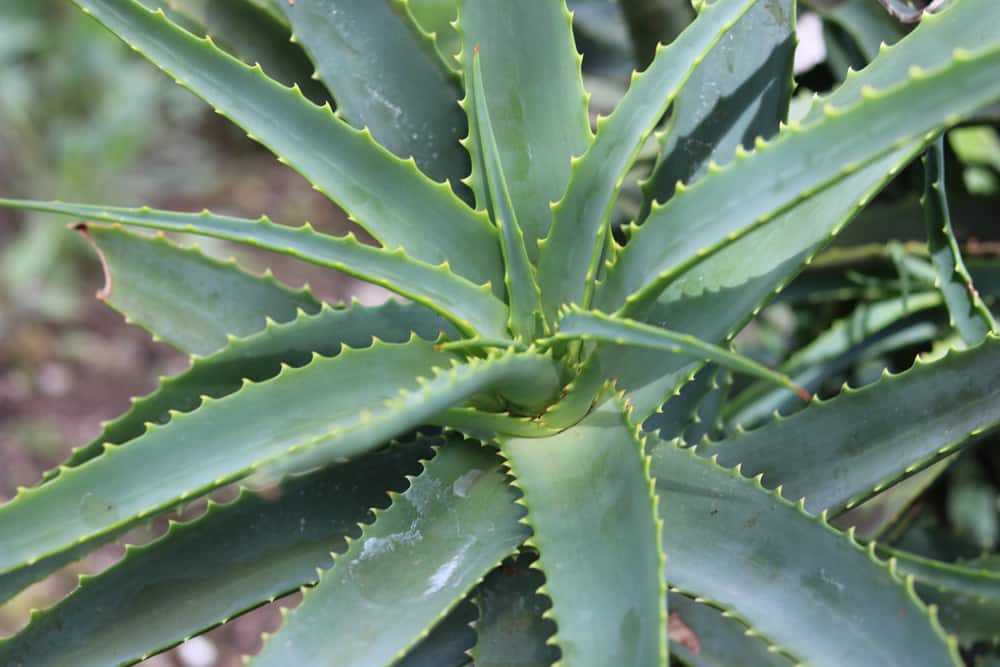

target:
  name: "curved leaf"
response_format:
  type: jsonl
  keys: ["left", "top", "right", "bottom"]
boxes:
{"left": 279, "top": 0, "right": 469, "bottom": 185}
{"left": 80, "top": 223, "right": 321, "bottom": 355}
{"left": 651, "top": 438, "right": 961, "bottom": 666}
{"left": 0, "top": 202, "right": 508, "bottom": 338}
{"left": 0, "top": 342, "right": 560, "bottom": 581}
{"left": 699, "top": 334, "right": 1000, "bottom": 515}
{"left": 537, "top": 0, "right": 758, "bottom": 321}
{"left": 71, "top": 0, "right": 504, "bottom": 290}
{"left": 459, "top": 0, "right": 591, "bottom": 258}
{"left": 0, "top": 439, "right": 434, "bottom": 666}
{"left": 500, "top": 396, "right": 666, "bottom": 666}
{"left": 252, "top": 437, "right": 529, "bottom": 666}
{"left": 923, "top": 136, "right": 997, "bottom": 345}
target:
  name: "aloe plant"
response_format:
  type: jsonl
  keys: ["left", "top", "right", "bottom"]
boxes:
{"left": 2, "top": 0, "right": 1000, "bottom": 664}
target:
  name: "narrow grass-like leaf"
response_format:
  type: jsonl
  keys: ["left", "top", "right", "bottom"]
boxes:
{"left": 80, "top": 224, "right": 321, "bottom": 355}
{"left": 252, "top": 437, "right": 529, "bottom": 666}
{"left": 0, "top": 201, "right": 508, "bottom": 338}
{"left": 500, "top": 396, "right": 666, "bottom": 666}
{"left": 651, "top": 437, "right": 962, "bottom": 666}
{"left": 0, "top": 341, "right": 560, "bottom": 580}
{"left": 641, "top": 0, "right": 795, "bottom": 214}
{"left": 600, "top": 36, "right": 1000, "bottom": 316}
{"left": 699, "top": 335, "right": 1000, "bottom": 515}
{"left": 923, "top": 136, "right": 997, "bottom": 345}
{"left": 468, "top": 46, "right": 543, "bottom": 339}
{"left": 536, "top": 0, "right": 758, "bottom": 321}
{"left": 71, "top": 0, "right": 504, "bottom": 290}
{"left": 470, "top": 551, "right": 557, "bottom": 667}
{"left": 459, "top": 0, "right": 591, "bottom": 259}
{"left": 0, "top": 440, "right": 434, "bottom": 667}
{"left": 279, "top": 0, "right": 468, "bottom": 185}
{"left": 667, "top": 592, "right": 792, "bottom": 667}
{"left": 552, "top": 307, "right": 808, "bottom": 400}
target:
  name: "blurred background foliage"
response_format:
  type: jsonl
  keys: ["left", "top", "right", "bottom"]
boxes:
{"left": 1, "top": 1, "right": 1000, "bottom": 665}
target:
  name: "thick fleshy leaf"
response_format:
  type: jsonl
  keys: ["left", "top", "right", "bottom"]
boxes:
{"left": 0, "top": 202, "right": 508, "bottom": 338}
{"left": 617, "top": 0, "right": 694, "bottom": 67}
{"left": 813, "top": 0, "right": 903, "bottom": 64}
{"left": 459, "top": 0, "right": 591, "bottom": 259}
{"left": 0, "top": 440, "right": 434, "bottom": 666}
{"left": 467, "top": 46, "right": 543, "bottom": 339}
{"left": 404, "top": 0, "right": 461, "bottom": 68}
{"left": 537, "top": 0, "right": 758, "bottom": 321}
{"left": 71, "top": 0, "right": 504, "bottom": 290}
{"left": 0, "top": 341, "right": 560, "bottom": 581}
{"left": 470, "top": 551, "right": 557, "bottom": 667}
{"left": 552, "top": 307, "right": 807, "bottom": 399}
{"left": 651, "top": 438, "right": 961, "bottom": 666}
{"left": 278, "top": 0, "right": 468, "bottom": 185}
{"left": 252, "top": 437, "right": 529, "bottom": 666}
{"left": 699, "top": 335, "right": 1000, "bottom": 515}
{"left": 501, "top": 397, "right": 666, "bottom": 666}
{"left": 641, "top": 0, "right": 795, "bottom": 214}
{"left": 668, "top": 592, "right": 792, "bottom": 667}
{"left": 642, "top": 365, "right": 717, "bottom": 440}
{"left": 397, "top": 601, "right": 478, "bottom": 667}
{"left": 923, "top": 136, "right": 997, "bottom": 345}
{"left": 80, "top": 224, "right": 320, "bottom": 355}
{"left": 599, "top": 34, "right": 1000, "bottom": 316}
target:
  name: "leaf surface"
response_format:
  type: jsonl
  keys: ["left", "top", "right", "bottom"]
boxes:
{"left": 71, "top": 0, "right": 503, "bottom": 290}
{"left": 252, "top": 438, "right": 529, "bottom": 666}
{"left": 501, "top": 397, "right": 666, "bottom": 666}
{"left": 651, "top": 438, "right": 961, "bottom": 666}
{"left": 0, "top": 201, "right": 508, "bottom": 338}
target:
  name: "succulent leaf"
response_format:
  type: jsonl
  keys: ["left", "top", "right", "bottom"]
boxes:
{"left": 0, "top": 201, "right": 508, "bottom": 338}
{"left": 252, "top": 437, "right": 529, "bottom": 666}
{"left": 79, "top": 224, "right": 322, "bottom": 355}
{"left": 537, "top": 0, "right": 759, "bottom": 321}
{"left": 70, "top": 0, "right": 504, "bottom": 291}
{"left": 278, "top": 0, "right": 469, "bottom": 186}
{"left": 500, "top": 396, "right": 667, "bottom": 666}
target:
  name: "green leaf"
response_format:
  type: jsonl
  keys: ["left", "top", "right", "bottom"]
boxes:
{"left": 650, "top": 438, "right": 962, "bottom": 666}
{"left": 880, "top": 546, "right": 1000, "bottom": 647}
{"left": 0, "top": 341, "right": 560, "bottom": 582}
{"left": 812, "top": 0, "right": 903, "bottom": 63}
{"left": 0, "top": 439, "right": 434, "bottom": 667}
{"left": 397, "top": 600, "right": 478, "bottom": 667}
{"left": 642, "top": 365, "right": 718, "bottom": 440}
{"left": 80, "top": 224, "right": 321, "bottom": 355}
{"left": 404, "top": 0, "right": 462, "bottom": 69}
{"left": 551, "top": 307, "right": 808, "bottom": 400}
{"left": 458, "top": 0, "right": 591, "bottom": 260}
{"left": 467, "top": 46, "right": 543, "bottom": 339}
{"left": 641, "top": 0, "right": 795, "bottom": 214}
{"left": 667, "top": 592, "right": 792, "bottom": 667}
{"left": 698, "top": 335, "right": 1000, "bottom": 515}
{"left": 618, "top": 0, "right": 695, "bottom": 68}
{"left": 923, "top": 136, "right": 997, "bottom": 346}
{"left": 470, "top": 551, "right": 557, "bottom": 667}
{"left": 279, "top": 0, "right": 469, "bottom": 186}
{"left": 599, "top": 0, "right": 1000, "bottom": 316}
{"left": 252, "top": 437, "right": 529, "bottom": 666}
{"left": 0, "top": 201, "right": 508, "bottom": 338}
{"left": 537, "top": 0, "right": 758, "bottom": 321}
{"left": 71, "top": 0, "right": 504, "bottom": 291}
{"left": 500, "top": 397, "right": 666, "bottom": 666}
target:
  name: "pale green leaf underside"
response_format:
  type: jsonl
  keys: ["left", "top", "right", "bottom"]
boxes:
{"left": 279, "top": 0, "right": 469, "bottom": 185}
{"left": 651, "top": 438, "right": 961, "bottom": 666}
{"left": 459, "top": 0, "right": 591, "bottom": 260}
{"left": 501, "top": 397, "right": 666, "bottom": 666}
{"left": 72, "top": 0, "right": 504, "bottom": 291}
{"left": 0, "top": 440, "right": 434, "bottom": 666}
{"left": 0, "top": 200, "right": 508, "bottom": 338}
{"left": 537, "top": 0, "right": 758, "bottom": 321}
{"left": 253, "top": 437, "right": 529, "bottom": 666}
{"left": 601, "top": 0, "right": 1000, "bottom": 315}
{"left": 699, "top": 334, "right": 1000, "bottom": 515}
{"left": 82, "top": 224, "right": 321, "bottom": 356}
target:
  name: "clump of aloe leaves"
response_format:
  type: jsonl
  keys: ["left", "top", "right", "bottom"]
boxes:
{"left": 1, "top": 0, "right": 1000, "bottom": 665}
